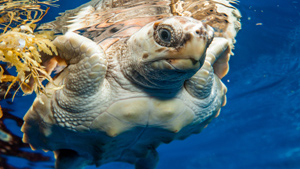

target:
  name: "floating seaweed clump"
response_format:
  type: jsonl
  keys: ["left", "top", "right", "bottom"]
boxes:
{"left": 0, "top": 0, "right": 60, "bottom": 167}
{"left": 0, "top": 25, "right": 58, "bottom": 97}
{"left": 0, "top": 0, "right": 60, "bottom": 101}
{"left": 0, "top": 0, "right": 59, "bottom": 33}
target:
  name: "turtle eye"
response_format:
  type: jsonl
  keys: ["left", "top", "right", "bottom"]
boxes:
{"left": 158, "top": 28, "right": 171, "bottom": 42}
{"left": 154, "top": 24, "right": 181, "bottom": 47}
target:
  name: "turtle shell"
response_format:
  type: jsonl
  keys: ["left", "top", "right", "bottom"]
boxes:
{"left": 40, "top": 0, "right": 241, "bottom": 50}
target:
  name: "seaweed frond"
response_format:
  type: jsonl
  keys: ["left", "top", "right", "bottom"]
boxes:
{"left": 0, "top": 0, "right": 59, "bottom": 34}
{"left": 0, "top": 105, "right": 2, "bottom": 118}
{"left": 0, "top": 26, "right": 58, "bottom": 99}
{"left": 0, "top": 0, "right": 60, "bottom": 101}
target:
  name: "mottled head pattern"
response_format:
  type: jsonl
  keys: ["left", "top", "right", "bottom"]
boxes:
{"left": 122, "top": 16, "right": 214, "bottom": 89}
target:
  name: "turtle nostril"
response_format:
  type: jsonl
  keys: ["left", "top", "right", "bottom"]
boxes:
{"left": 195, "top": 27, "right": 204, "bottom": 36}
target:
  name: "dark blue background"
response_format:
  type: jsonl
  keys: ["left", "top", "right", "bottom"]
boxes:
{"left": 2, "top": 0, "right": 300, "bottom": 168}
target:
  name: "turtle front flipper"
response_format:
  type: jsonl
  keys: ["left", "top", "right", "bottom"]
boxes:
{"left": 53, "top": 32, "right": 108, "bottom": 97}
{"left": 48, "top": 32, "right": 109, "bottom": 131}
{"left": 185, "top": 37, "right": 229, "bottom": 102}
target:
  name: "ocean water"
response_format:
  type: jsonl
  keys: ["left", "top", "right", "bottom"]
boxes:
{"left": 1, "top": 0, "right": 300, "bottom": 169}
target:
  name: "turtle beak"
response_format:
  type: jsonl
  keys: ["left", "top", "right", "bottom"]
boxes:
{"left": 164, "top": 25, "right": 214, "bottom": 72}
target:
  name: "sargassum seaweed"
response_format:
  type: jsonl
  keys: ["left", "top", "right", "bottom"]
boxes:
{"left": 0, "top": 0, "right": 60, "bottom": 102}
{"left": 0, "top": 26, "right": 59, "bottom": 99}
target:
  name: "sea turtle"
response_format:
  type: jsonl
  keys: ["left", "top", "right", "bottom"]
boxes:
{"left": 21, "top": 0, "right": 241, "bottom": 168}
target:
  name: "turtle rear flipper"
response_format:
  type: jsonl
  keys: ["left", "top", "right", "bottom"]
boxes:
{"left": 135, "top": 149, "right": 159, "bottom": 169}
{"left": 54, "top": 149, "right": 90, "bottom": 169}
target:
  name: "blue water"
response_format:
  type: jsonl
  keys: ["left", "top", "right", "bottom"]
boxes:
{"left": 1, "top": 0, "right": 300, "bottom": 168}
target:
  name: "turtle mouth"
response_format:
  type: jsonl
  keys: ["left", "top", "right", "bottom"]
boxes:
{"left": 150, "top": 58, "right": 201, "bottom": 72}
{"left": 165, "top": 58, "right": 200, "bottom": 71}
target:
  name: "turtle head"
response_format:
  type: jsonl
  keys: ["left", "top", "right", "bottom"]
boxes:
{"left": 123, "top": 16, "right": 214, "bottom": 89}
